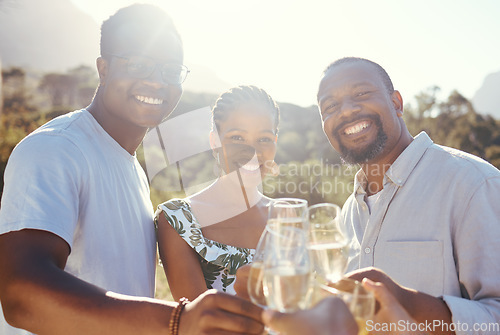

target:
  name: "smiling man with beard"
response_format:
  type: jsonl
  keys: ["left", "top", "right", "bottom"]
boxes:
{"left": 317, "top": 57, "right": 500, "bottom": 335}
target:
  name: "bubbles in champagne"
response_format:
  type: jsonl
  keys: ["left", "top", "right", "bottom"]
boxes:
{"left": 308, "top": 241, "right": 349, "bottom": 283}
{"left": 263, "top": 266, "right": 311, "bottom": 313}
{"left": 248, "top": 261, "right": 267, "bottom": 307}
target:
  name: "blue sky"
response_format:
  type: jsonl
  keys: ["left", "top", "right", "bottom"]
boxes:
{"left": 71, "top": 0, "right": 500, "bottom": 108}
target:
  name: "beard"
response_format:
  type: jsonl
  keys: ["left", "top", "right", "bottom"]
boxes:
{"left": 334, "top": 114, "right": 388, "bottom": 165}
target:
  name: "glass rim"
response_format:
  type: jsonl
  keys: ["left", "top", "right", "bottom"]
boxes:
{"left": 269, "top": 197, "right": 308, "bottom": 208}
{"left": 308, "top": 202, "right": 341, "bottom": 211}
{"left": 319, "top": 278, "right": 373, "bottom": 298}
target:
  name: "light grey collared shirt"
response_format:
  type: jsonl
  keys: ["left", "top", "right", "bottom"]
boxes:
{"left": 343, "top": 131, "right": 500, "bottom": 334}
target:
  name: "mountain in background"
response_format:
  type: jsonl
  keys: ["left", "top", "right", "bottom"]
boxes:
{"left": 0, "top": 0, "right": 99, "bottom": 71}
{"left": 0, "top": 0, "right": 232, "bottom": 95}
{"left": 1, "top": 0, "right": 498, "bottom": 106}
{"left": 182, "top": 63, "right": 234, "bottom": 97}
{"left": 472, "top": 70, "right": 500, "bottom": 119}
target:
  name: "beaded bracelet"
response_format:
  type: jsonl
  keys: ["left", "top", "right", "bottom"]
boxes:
{"left": 169, "top": 297, "right": 189, "bottom": 335}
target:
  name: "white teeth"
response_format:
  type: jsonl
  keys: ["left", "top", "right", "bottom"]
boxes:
{"left": 344, "top": 121, "right": 369, "bottom": 135}
{"left": 241, "top": 162, "right": 260, "bottom": 171}
{"left": 135, "top": 95, "right": 163, "bottom": 105}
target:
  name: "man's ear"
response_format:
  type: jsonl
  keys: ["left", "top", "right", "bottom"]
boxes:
{"left": 96, "top": 57, "right": 108, "bottom": 86}
{"left": 392, "top": 90, "right": 404, "bottom": 117}
{"left": 209, "top": 130, "right": 222, "bottom": 150}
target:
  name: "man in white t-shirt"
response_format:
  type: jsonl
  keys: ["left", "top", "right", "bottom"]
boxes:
{"left": 0, "top": 4, "right": 263, "bottom": 335}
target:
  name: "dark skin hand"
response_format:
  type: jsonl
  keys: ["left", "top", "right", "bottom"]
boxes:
{"left": 262, "top": 297, "right": 358, "bottom": 335}
{"left": 234, "top": 264, "right": 252, "bottom": 301}
{"left": 180, "top": 290, "right": 264, "bottom": 335}
{"left": 347, "top": 267, "right": 454, "bottom": 335}
{"left": 236, "top": 265, "right": 358, "bottom": 335}
{"left": 0, "top": 230, "right": 264, "bottom": 335}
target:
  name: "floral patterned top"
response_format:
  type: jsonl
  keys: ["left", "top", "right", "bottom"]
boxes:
{"left": 155, "top": 199, "right": 255, "bottom": 295}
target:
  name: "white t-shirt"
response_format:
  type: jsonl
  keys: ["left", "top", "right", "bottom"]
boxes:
{"left": 0, "top": 110, "right": 156, "bottom": 334}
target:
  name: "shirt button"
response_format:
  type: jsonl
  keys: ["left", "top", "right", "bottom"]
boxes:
{"left": 364, "top": 247, "right": 371, "bottom": 254}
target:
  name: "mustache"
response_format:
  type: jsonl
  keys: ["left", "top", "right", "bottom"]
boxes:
{"left": 333, "top": 114, "right": 381, "bottom": 136}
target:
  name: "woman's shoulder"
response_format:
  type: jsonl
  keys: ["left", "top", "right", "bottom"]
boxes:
{"left": 157, "top": 198, "right": 192, "bottom": 214}
{"left": 155, "top": 198, "right": 196, "bottom": 231}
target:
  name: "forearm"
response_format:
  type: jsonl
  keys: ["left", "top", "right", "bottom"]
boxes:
{"left": 158, "top": 215, "right": 208, "bottom": 301}
{"left": 164, "top": 258, "right": 208, "bottom": 301}
{"left": 2, "top": 264, "right": 176, "bottom": 335}
{"left": 168, "top": 278, "right": 207, "bottom": 302}
{"left": 400, "top": 288, "right": 454, "bottom": 335}
{"left": 0, "top": 230, "right": 175, "bottom": 335}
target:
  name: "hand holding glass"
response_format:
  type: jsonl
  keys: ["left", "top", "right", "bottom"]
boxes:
{"left": 321, "top": 278, "right": 375, "bottom": 335}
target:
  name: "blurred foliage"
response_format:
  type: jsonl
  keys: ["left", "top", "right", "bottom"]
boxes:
{"left": 2, "top": 67, "right": 500, "bottom": 210}
{"left": 404, "top": 88, "right": 500, "bottom": 167}
{"left": 38, "top": 65, "right": 98, "bottom": 108}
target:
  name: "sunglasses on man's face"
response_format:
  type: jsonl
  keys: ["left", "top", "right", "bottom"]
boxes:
{"left": 106, "top": 54, "right": 189, "bottom": 85}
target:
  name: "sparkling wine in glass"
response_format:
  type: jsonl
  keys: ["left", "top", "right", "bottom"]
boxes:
{"left": 248, "top": 228, "right": 271, "bottom": 308}
{"left": 308, "top": 203, "right": 349, "bottom": 284}
{"left": 262, "top": 226, "right": 312, "bottom": 313}
{"left": 248, "top": 227, "right": 281, "bottom": 335}
{"left": 267, "top": 198, "right": 309, "bottom": 231}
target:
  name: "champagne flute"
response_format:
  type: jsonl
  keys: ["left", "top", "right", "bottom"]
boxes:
{"left": 248, "top": 227, "right": 271, "bottom": 308}
{"left": 262, "top": 198, "right": 310, "bottom": 313}
{"left": 248, "top": 197, "right": 309, "bottom": 306}
{"left": 267, "top": 198, "right": 309, "bottom": 231}
{"left": 262, "top": 226, "right": 312, "bottom": 313}
{"left": 308, "top": 203, "right": 349, "bottom": 284}
{"left": 321, "top": 278, "right": 375, "bottom": 335}
{"left": 248, "top": 226, "right": 285, "bottom": 335}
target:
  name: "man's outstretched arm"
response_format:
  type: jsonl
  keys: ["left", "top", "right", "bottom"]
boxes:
{"left": 0, "top": 229, "right": 264, "bottom": 335}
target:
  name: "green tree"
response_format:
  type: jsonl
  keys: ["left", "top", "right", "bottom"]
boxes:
{"left": 414, "top": 85, "right": 440, "bottom": 120}
{"left": 405, "top": 90, "right": 500, "bottom": 169}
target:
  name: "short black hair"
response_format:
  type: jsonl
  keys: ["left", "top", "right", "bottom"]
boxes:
{"left": 100, "top": 4, "right": 182, "bottom": 56}
{"left": 322, "top": 57, "right": 395, "bottom": 94}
